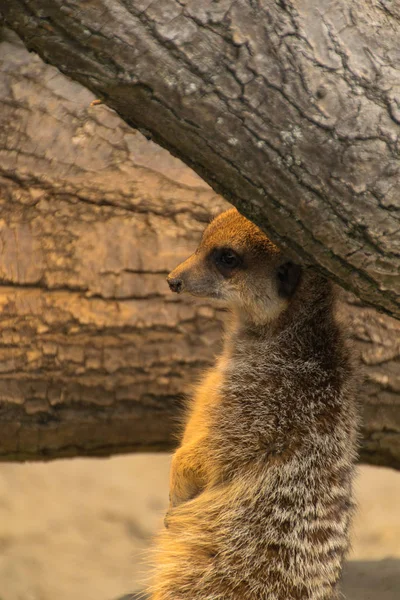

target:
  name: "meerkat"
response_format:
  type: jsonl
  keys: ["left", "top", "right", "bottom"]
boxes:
{"left": 151, "top": 208, "right": 359, "bottom": 600}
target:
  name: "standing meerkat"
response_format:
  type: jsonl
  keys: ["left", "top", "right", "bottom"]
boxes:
{"left": 151, "top": 208, "right": 359, "bottom": 600}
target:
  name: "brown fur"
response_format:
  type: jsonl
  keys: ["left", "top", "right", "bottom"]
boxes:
{"left": 150, "top": 209, "right": 359, "bottom": 600}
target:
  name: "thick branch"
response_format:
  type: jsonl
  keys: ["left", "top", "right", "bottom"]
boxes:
{"left": 0, "top": 29, "right": 399, "bottom": 468}
{"left": 0, "top": 1, "right": 399, "bottom": 318}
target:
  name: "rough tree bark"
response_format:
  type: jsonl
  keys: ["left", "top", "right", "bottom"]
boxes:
{"left": 1, "top": 0, "right": 399, "bottom": 320}
{"left": 0, "top": 30, "right": 399, "bottom": 468}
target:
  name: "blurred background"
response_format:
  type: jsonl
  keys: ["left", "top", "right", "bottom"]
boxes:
{"left": 0, "top": 28, "right": 399, "bottom": 600}
{"left": 0, "top": 459, "right": 399, "bottom": 600}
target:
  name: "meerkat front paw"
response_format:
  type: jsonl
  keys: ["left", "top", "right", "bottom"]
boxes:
{"left": 169, "top": 446, "right": 205, "bottom": 510}
{"left": 164, "top": 509, "right": 172, "bottom": 529}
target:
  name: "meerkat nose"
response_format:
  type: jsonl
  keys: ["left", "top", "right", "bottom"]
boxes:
{"left": 167, "top": 277, "right": 183, "bottom": 293}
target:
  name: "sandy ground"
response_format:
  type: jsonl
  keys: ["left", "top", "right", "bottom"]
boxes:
{"left": 0, "top": 455, "right": 398, "bottom": 600}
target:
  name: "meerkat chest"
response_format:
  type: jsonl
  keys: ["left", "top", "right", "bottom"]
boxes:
{"left": 181, "top": 365, "right": 226, "bottom": 446}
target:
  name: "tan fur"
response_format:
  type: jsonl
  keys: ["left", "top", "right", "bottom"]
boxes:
{"left": 150, "top": 209, "right": 359, "bottom": 600}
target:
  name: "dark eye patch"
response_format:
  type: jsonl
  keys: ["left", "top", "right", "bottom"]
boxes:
{"left": 210, "top": 247, "right": 242, "bottom": 277}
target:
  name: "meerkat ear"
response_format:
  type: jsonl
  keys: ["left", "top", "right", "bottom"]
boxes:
{"left": 276, "top": 261, "right": 302, "bottom": 298}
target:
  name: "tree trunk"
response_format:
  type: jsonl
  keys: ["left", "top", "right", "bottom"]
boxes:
{"left": 0, "top": 1, "right": 399, "bottom": 319}
{"left": 0, "top": 29, "right": 399, "bottom": 468}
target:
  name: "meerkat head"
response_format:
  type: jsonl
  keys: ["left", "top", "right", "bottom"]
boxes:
{"left": 167, "top": 208, "right": 302, "bottom": 324}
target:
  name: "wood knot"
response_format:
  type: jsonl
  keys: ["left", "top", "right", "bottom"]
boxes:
{"left": 315, "top": 86, "right": 327, "bottom": 99}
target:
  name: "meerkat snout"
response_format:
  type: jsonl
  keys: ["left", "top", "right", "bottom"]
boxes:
{"left": 167, "top": 276, "right": 183, "bottom": 293}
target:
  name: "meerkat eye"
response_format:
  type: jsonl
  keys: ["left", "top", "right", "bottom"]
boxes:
{"left": 219, "top": 250, "right": 239, "bottom": 267}
{"left": 277, "top": 261, "right": 302, "bottom": 298}
{"left": 213, "top": 248, "right": 241, "bottom": 274}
